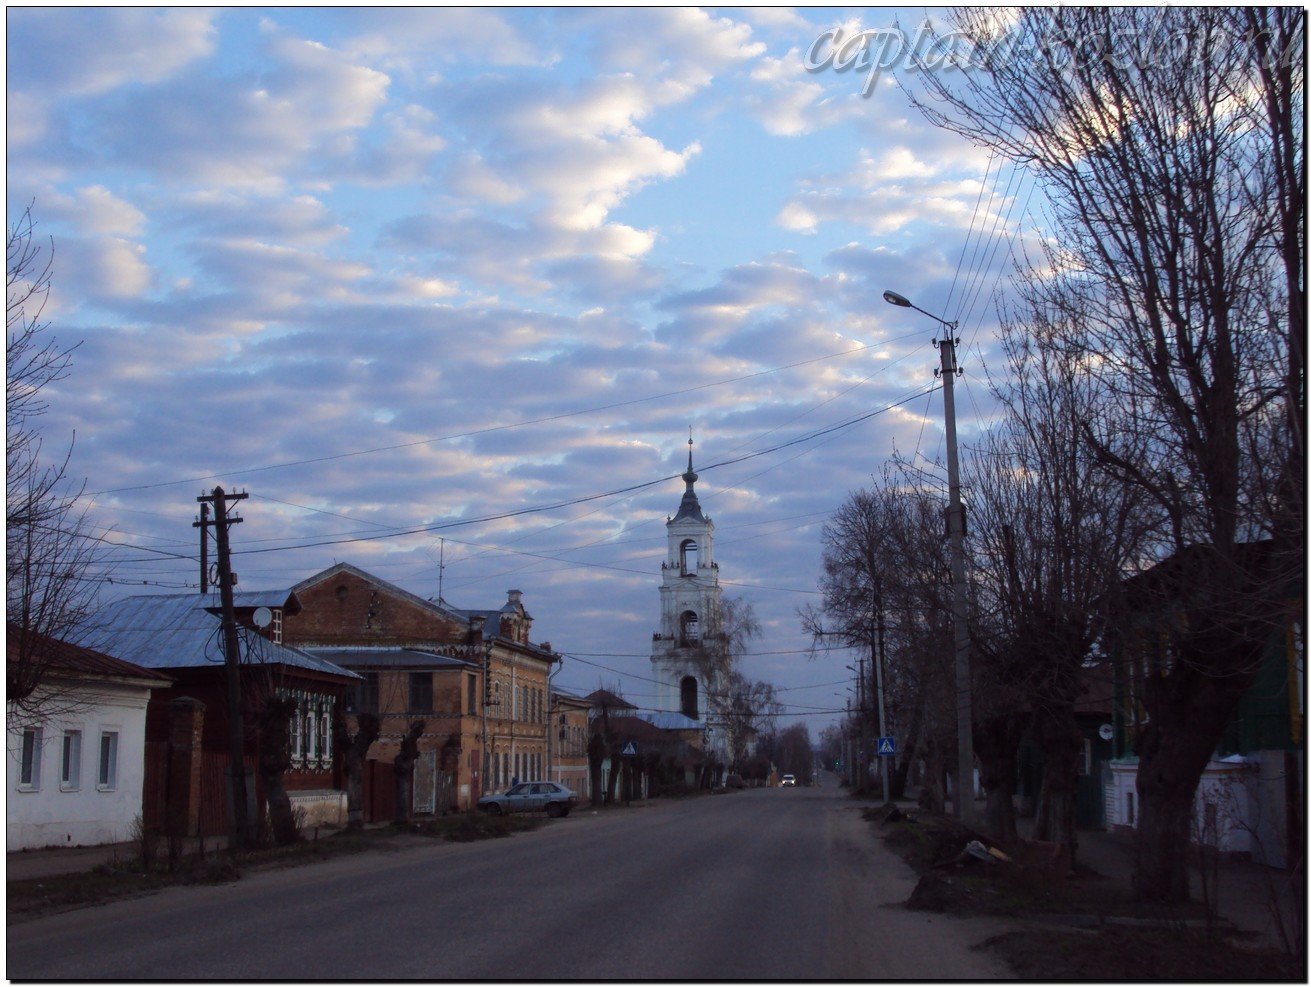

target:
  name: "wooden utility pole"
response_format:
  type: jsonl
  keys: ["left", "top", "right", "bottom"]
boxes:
{"left": 196, "top": 486, "right": 251, "bottom": 848}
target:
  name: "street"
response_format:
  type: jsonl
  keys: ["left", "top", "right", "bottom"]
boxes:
{"left": 7, "top": 781, "right": 1012, "bottom": 980}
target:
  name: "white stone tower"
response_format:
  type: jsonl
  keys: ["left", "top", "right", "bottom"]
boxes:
{"left": 650, "top": 436, "right": 723, "bottom": 723}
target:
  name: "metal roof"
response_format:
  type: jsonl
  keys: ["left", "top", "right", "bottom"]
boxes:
{"left": 639, "top": 711, "right": 703, "bottom": 731}
{"left": 73, "top": 594, "right": 358, "bottom": 680}
{"left": 7, "top": 623, "right": 173, "bottom": 685}
{"left": 304, "top": 647, "right": 477, "bottom": 671}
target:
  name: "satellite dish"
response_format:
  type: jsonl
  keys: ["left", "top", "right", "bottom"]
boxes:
{"left": 252, "top": 606, "right": 273, "bottom": 629}
{"left": 1098, "top": 723, "right": 1114, "bottom": 741}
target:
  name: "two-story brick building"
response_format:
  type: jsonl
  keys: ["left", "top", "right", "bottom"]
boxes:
{"left": 549, "top": 687, "right": 592, "bottom": 798}
{"left": 283, "top": 563, "right": 559, "bottom": 813}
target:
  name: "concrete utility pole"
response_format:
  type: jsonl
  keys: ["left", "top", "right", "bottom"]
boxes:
{"left": 883, "top": 290, "right": 975, "bottom": 828}
{"left": 196, "top": 486, "right": 251, "bottom": 848}
{"left": 937, "top": 334, "right": 976, "bottom": 827}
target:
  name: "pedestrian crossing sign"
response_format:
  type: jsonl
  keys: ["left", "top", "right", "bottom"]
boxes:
{"left": 877, "top": 736, "right": 895, "bottom": 756}
{"left": 622, "top": 741, "right": 638, "bottom": 756}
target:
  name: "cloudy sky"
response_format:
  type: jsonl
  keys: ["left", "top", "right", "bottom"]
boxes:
{"left": 8, "top": 7, "right": 1040, "bottom": 739}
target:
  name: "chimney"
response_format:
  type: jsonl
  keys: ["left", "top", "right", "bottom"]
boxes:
{"left": 507, "top": 589, "right": 523, "bottom": 606}
{"left": 468, "top": 614, "right": 486, "bottom": 645}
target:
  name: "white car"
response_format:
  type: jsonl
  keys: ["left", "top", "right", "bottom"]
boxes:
{"left": 477, "top": 781, "right": 578, "bottom": 817}
{"left": 780, "top": 774, "right": 796, "bottom": 787}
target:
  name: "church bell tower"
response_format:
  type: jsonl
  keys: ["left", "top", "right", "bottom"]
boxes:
{"left": 650, "top": 436, "right": 723, "bottom": 721}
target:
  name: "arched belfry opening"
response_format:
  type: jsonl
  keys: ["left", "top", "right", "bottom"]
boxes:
{"left": 679, "top": 538, "right": 698, "bottom": 575}
{"left": 680, "top": 676, "right": 699, "bottom": 719}
{"left": 679, "top": 610, "right": 699, "bottom": 646}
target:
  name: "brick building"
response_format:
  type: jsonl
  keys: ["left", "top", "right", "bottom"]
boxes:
{"left": 283, "top": 563, "right": 559, "bottom": 812}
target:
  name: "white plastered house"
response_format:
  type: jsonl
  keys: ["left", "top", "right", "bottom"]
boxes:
{"left": 8, "top": 626, "right": 171, "bottom": 851}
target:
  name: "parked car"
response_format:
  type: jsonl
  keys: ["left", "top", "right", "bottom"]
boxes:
{"left": 780, "top": 774, "right": 796, "bottom": 787}
{"left": 477, "top": 781, "right": 578, "bottom": 817}
{"left": 724, "top": 773, "right": 746, "bottom": 789}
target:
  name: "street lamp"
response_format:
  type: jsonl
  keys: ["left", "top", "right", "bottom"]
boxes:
{"left": 884, "top": 288, "right": 976, "bottom": 827}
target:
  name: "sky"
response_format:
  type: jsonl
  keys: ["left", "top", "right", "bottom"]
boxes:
{"left": 7, "top": 6, "right": 1042, "bottom": 741}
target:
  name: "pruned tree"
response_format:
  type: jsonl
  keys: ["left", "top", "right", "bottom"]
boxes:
{"left": 332, "top": 706, "right": 381, "bottom": 828}
{"left": 256, "top": 694, "right": 300, "bottom": 845}
{"left": 900, "top": 7, "right": 1304, "bottom": 900}
{"left": 7, "top": 205, "right": 105, "bottom": 727}
{"left": 393, "top": 720, "right": 425, "bottom": 824}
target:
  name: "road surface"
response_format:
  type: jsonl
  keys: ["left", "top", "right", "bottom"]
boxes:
{"left": 8, "top": 780, "right": 1012, "bottom": 979}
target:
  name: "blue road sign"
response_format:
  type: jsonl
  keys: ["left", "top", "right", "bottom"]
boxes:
{"left": 621, "top": 741, "right": 638, "bottom": 757}
{"left": 877, "top": 736, "right": 895, "bottom": 756}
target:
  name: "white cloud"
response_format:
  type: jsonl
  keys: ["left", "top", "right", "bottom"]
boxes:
{"left": 89, "top": 26, "right": 390, "bottom": 191}
{"left": 41, "top": 185, "right": 147, "bottom": 237}
{"left": 8, "top": 8, "right": 216, "bottom": 97}
{"left": 747, "top": 49, "right": 865, "bottom": 136}
{"left": 55, "top": 236, "right": 153, "bottom": 303}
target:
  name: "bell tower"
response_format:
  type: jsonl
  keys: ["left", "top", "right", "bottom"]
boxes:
{"left": 650, "top": 436, "right": 723, "bottom": 720}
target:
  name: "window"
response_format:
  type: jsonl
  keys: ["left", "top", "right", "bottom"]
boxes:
{"left": 467, "top": 674, "right": 478, "bottom": 715}
{"left": 680, "top": 676, "right": 699, "bottom": 719}
{"left": 355, "top": 672, "right": 379, "bottom": 714}
{"left": 19, "top": 727, "right": 42, "bottom": 790}
{"left": 98, "top": 731, "right": 119, "bottom": 790}
{"left": 61, "top": 730, "right": 82, "bottom": 790}
{"left": 410, "top": 672, "right": 433, "bottom": 714}
{"left": 271, "top": 608, "right": 283, "bottom": 644}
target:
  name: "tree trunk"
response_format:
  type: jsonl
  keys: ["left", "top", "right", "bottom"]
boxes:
{"left": 587, "top": 732, "right": 605, "bottom": 806}
{"left": 1032, "top": 704, "right": 1081, "bottom": 866}
{"left": 333, "top": 709, "right": 379, "bottom": 829}
{"left": 1134, "top": 656, "right": 1257, "bottom": 901}
{"left": 918, "top": 744, "right": 946, "bottom": 815}
{"left": 975, "top": 712, "right": 1024, "bottom": 849}
{"left": 393, "top": 720, "right": 425, "bottom": 825}
{"left": 890, "top": 705, "right": 923, "bottom": 800}
{"left": 257, "top": 696, "right": 299, "bottom": 846}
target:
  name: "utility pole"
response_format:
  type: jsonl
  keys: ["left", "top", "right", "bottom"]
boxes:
{"left": 196, "top": 486, "right": 251, "bottom": 848}
{"left": 937, "top": 333, "right": 976, "bottom": 828}
{"left": 883, "top": 289, "right": 975, "bottom": 828}
{"left": 872, "top": 605, "right": 891, "bottom": 803}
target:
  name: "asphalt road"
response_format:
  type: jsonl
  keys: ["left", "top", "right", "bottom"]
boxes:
{"left": 7, "top": 779, "right": 1012, "bottom": 979}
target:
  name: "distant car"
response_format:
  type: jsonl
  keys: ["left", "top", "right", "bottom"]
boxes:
{"left": 780, "top": 774, "right": 796, "bottom": 787}
{"left": 477, "top": 781, "right": 578, "bottom": 818}
{"left": 724, "top": 773, "right": 746, "bottom": 789}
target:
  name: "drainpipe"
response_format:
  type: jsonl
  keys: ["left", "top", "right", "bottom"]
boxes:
{"left": 548, "top": 652, "right": 561, "bottom": 781}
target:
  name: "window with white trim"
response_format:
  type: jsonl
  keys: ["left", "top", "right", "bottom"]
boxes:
{"left": 61, "top": 730, "right": 82, "bottom": 790}
{"left": 98, "top": 731, "right": 119, "bottom": 790}
{"left": 19, "top": 727, "right": 42, "bottom": 790}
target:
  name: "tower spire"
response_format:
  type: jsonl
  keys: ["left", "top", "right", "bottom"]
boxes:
{"left": 674, "top": 431, "right": 705, "bottom": 522}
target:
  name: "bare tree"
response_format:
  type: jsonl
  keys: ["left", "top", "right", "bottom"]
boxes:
{"left": 808, "top": 468, "right": 958, "bottom": 804}
{"left": 966, "top": 297, "right": 1147, "bottom": 856}
{"left": 7, "top": 205, "right": 105, "bottom": 726}
{"left": 901, "top": 7, "right": 1304, "bottom": 900}
{"left": 717, "top": 671, "right": 781, "bottom": 771}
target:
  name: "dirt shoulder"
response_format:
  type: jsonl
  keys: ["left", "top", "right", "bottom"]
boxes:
{"left": 867, "top": 804, "right": 1304, "bottom": 981}
{"left": 7, "top": 814, "right": 542, "bottom": 926}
